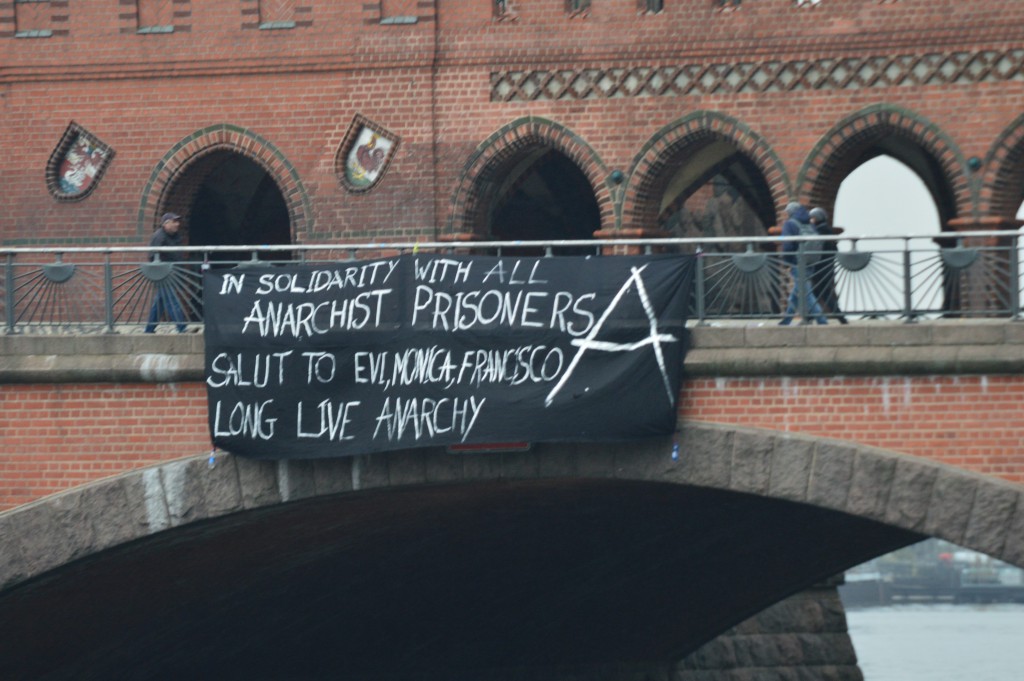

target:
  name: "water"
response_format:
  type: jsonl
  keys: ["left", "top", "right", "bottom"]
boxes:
{"left": 846, "top": 603, "right": 1024, "bottom": 681}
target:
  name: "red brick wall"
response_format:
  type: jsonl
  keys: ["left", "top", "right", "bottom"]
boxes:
{"left": 2, "top": 1, "right": 1023, "bottom": 245}
{"left": 681, "top": 375, "right": 1024, "bottom": 485}
{"left": 3, "top": 374, "right": 1024, "bottom": 511}
{"left": 4, "top": 2, "right": 1024, "bottom": 509}
{"left": 0, "top": 384, "right": 209, "bottom": 510}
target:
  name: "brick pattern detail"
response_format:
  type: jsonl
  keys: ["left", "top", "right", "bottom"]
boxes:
{"left": 260, "top": 0, "right": 294, "bottom": 24}
{"left": 240, "top": 0, "right": 312, "bottom": 30}
{"left": 0, "top": 2, "right": 12, "bottom": 39}
{"left": 362, "top": 0, "right": 435, "bottom": 25}
{"left": 137, "top": 0, "right": 173, "bottom": 29}
{"left": 120, "top": 0, "right": 191, "bottom": 35}
{"left": 14, "top": 0, "right": 48, "bottom": 34}
{"left": 490, "top": 49, "right": 1024, "bottom": 102}
{"left": 680, "top": 375, "right": 1024, "bottom": 486}
{"left": 11, "top": 0, "right": 68, "bottom": 37}
{"left": 383, "top": 0, "right": 418, "bottom": 17}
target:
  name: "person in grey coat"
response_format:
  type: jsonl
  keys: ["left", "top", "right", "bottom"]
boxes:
{"left": 809, "top": 207, "right": 847, "bottom": 324}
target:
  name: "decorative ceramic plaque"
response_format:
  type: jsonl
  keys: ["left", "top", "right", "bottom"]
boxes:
{"left": 46, "top": 123, "right": 115, "bottom": 201}
{"left": 336, "top": 115, "right": 399, "bottom": 192}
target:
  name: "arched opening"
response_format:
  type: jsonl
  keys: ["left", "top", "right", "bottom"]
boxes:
{"left": 802, "top": 108, "right": 987, "bottom": 320}
{"left": 447, "top": 118, "right": 609, "bottom": 249}
{"left": 655, "top": 139, "right": 776, "bottom": 240}
{"left": 835, "top": 156, "right": 941, "bottom": 238}
{"left": 833, "top": 155, "right": 943, "bottom": 318}
{"left": 626, "top": 112, "right": 789, "bottom": 239}
{"left": 171, "top": 151, "right": 292, "bottom": 262}
{"left": 630, "top": 132, "right": 782, "bottom": 320}
{"left": 806, "top": 122, "right": 960, "bottom": 231}
{"left": 487, "top": 148, "right": 600, "bottom": 253}
{"left": 5, "top": 422, "right": 1024, "bottom": 678}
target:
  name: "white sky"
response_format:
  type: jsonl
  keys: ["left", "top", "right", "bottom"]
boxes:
{"left": 834, "top": 155, "right": 1024, "bottom": 239}
{"left": 830, "top": 155, "right": 1024, "bottom": 316}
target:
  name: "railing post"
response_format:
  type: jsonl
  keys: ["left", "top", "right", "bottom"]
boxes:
{"left": 902, "top": 239, "right": 915, "bottom": 323}
{"left": 694, "top": 248, "right": 707, "bottom": 326}
{"left": 796, "top": 249, "right": 809, "bottom": 323}
{"left": 103, "top": 252, "right": 115, "bottom": 334}
{"left": 4, "top": 253, "right": 15, "bottom": 334}
{"left": 1011, "top": 233, "right": 1021, "bottom": 320}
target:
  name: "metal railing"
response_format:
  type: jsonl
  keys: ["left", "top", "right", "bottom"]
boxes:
{"left": 1, "top": 231, "right": 1021, "bottom": 334}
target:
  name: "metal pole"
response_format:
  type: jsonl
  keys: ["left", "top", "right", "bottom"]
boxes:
{"left": 694, "top": 248, "right": 707, "bottom": 326}
{"left": 4, "top": 253, "right": 14, "bottom": 334}
{"left": 1010, "top": 233, "right": 1021, "bottom": 320}
{"left": 902, "top": 239, "right": 915, "bottom": 323}
{"left": 103, "top": 252, "right": 115, "bottom": 334}
{"left": 797, "top": 248, "right": 809, "bottom": 323}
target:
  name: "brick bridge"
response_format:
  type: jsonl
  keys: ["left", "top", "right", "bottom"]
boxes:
{"left": 2, "top": 321, "right": 1022, "bottom": 680}
{"left": 4, "top": 1, "right": 1024, "bottom": 676}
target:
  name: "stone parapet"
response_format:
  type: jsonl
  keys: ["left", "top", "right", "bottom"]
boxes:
{"left": 0, "top": 333, "right": 204, "bottom": 383}
{"left": 686, "top": 320, "right": 1024, "bottom": 377}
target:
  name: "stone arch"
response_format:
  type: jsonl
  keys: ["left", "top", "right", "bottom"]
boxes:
{"left": 3, "top": 421, "right": 1020, "bottom": 594}
{"left": 979, "top": 113, "right": 1024, "bottom": 222}
{"left": 137, "top": 124, "right": 313, "bottom": 241}
{"left": 623, "top": 111, "right": 792, "bottom": 233}
{"left": 445, "top": 116, "right": 610, "bottom": 239}
{"left": 800, "top": 104, "right": 971, "bottom": 228}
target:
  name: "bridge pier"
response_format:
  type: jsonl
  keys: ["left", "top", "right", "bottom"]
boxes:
{"left": 676, "top": 581, "right": 862, "bottom": 681}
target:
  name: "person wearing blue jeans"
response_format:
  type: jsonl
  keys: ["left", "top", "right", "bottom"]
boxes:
{"left": 146, "top": 284, "right": 187, "bottom": 333}
{"left": 781, "top": 265, "right": 828, "bottom": 325}
{"left": 779, "top": 202, "right": 828, "bottom": 325}
{"left": 144, "top": 212, "right": 188, "bottom": 333}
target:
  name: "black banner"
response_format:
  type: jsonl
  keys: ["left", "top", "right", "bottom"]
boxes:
{"left": 204, "top": 254, "right": 695, "bottom": 459}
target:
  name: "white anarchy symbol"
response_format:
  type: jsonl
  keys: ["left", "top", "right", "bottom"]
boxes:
{"left": 545, "top": 265, "right": 678, "bottom": 407}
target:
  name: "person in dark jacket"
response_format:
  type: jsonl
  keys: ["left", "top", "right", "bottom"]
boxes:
{"left": 779, "top": 202, "right": 828, "bottom": 325}
{"left": 809, "top": 207, "right": 847, "bottom": 324}
{"left": 144, "top": 212, "right": 188, "bottom": 333}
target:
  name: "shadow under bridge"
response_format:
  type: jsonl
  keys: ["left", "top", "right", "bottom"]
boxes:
{"left": 0, "top": 455, "right": 920, "bottom": 680}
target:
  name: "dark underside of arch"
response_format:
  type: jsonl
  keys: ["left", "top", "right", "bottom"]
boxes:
{"left": 182, "top": 152, "right": 291, "bottom": 259}
{"left": 0, "top": 478, "right": 919, "bottom": 680}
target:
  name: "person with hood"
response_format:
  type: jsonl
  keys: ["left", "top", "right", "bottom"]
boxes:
{"left": 809, "top": 206, "right": 847, "bottom": 324}
{"left": 779, "top": 201, "right": 828, "bottom": 325}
